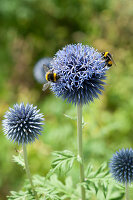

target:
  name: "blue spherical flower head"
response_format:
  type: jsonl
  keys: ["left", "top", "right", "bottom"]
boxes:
{"left": 50, "top": 43, "right": 109, "bottom": 105}
{"left": 33, "top": 57, "right": 52, "bottom": 84}
{"left": 2, "top": 103, "right": 44, "bottom": 145}
{"left": 109, "top": 148, "right": 133, "bottom": 184}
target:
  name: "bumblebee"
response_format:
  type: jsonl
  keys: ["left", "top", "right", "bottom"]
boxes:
{"left": 45, "top": 71, "right": 58, "bottom": 82}
{"left": 102, "top": 52, "right": 116, "bottom": 67}
{"left": 43, "top": 65, "right": 59, "bottom": 91}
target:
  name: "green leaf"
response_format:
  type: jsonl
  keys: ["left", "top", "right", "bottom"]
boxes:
{"left": 47, "top": 150, "right": 76, "bottom": 178}
{"left": 33, "top": 174, "right": 79, "bottom": 200}
{"left": 64, "top": 114, "right": 88, "bottom": 128}
{"left": 12, "top": 154, "right": 25, "bottom": 169}
{"left": 64, "top": 114, "right": 77, "bottom": 120}
{"left": 85, "top": 162, "right": 124, "bottom": 199}
{"left": 105, "top": 181, "right": 124, "bottom": 200}
{"left": 33, "top": 175, "right": 45, "bottom": 187}
{"left": 65, "top": 176, "right": 73, "bottom": 190}
{"left": 85, "top": 163, "right": 93, "bottom": 176}
{"left": 7, "top": 191, "right": 33, "bottom": 200}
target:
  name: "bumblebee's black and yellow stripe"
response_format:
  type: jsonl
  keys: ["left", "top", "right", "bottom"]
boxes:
{"left": 102, "top": 52, "right": 114, "bottom": 67}
{"left": 46, "top": 72, "right": 58, "bottom": 82}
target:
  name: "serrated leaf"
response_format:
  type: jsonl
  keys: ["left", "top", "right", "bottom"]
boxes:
{"left": 39, "top": 174, "right": 79, "bottom": 199}
{"left": 46, "top": 168, "right": 57, "bottom": 179}
{"left": 33, "top": 175, "right": 45, "bottom": 186}
{"left": 85, "top": 164, "right": 93, "bottom": 176}
{"left": 90, "top": 162, "right": 108, "bottom": 178}
{"left": 7, "top": 191, "right": 33, "bottom": 200}
{"left": 105, "top": 181, "right": 125, "bottom": 200}
{"left": 48, "top": 150, "right": 76, "bottom": 177}
{"left": 97, "top": 188, "right": 106, "bottom": 200}
{"left": 8, "top": 173, "right": 80, "bottom": 200}
{"left": 12, "top": 154, "right": 25, "bottom": 169}
{"left": 85, "top": 162, "right": 124, "bottom": 199}
{"left": 47, "top": 174, "right": 79, "bottom": 200}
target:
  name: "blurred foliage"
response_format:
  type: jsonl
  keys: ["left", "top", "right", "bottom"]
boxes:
{"left": 0, "top": 0, "right": 133, "bottom": 199}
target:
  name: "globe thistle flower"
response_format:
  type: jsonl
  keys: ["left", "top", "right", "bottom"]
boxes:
{"left": 109, "top": 148, "right": 133, "bottom": 184}
{"left": 50, "top": 43, "right": 109, "bottom": 105}
{"left": 33, "top": 57, "right": 52, "bottom": 84}
{"left": 2, "top": 103, "right": 44, "bottom": 145}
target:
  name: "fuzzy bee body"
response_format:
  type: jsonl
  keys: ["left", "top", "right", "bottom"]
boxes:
{"left": 43, "top": 65, "right": 59, "bottom": 91}
{"left": 102, "top": 52, "right": 115, "bottom": 67}
{"left": 46, "top": 71, "right": 58, "bottom": 82}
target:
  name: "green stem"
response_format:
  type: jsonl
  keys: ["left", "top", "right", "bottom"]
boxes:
{"left": 23, "top": 143, "right": 38, "bottom": 200}
{"left": 77, "top": 103, "right": 86, "bottom": 200}
{"left": 125, "top": 182, "right": 129, "bottom": 200}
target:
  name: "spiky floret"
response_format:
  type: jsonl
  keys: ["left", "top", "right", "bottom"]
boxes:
{"left": 50, "top": 43, "right": 109, "bottom": 105}
{"left": 2, "top": 103, "right": 44, "bottom": 145}
{"left": 109, "top": 148, "right": 133, "bottom": 184}
{"left": 33, "top": 57, "right": 52, "bottom": 84}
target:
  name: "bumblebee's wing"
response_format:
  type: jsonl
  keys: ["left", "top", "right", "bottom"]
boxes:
{"left": 43, "top": 64, "right": 50, "bottom": 73}
{"left": 108, "top": 54, "right": 116, "bottom": 66}
{"left": 42, "top": 82, "right": 51, "bottom": 91}
{"left": 111, "top": 57, "right": 116, "bottom": 66}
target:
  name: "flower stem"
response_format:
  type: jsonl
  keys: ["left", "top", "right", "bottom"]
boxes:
{"left": 23, "top": 143, "right": 38, "bottom": 200}
{"left": 125, "top": 182, "right": 129, "bottom": 200}
{"left": 77, "top": 103, "right": 86, "bottom": 200}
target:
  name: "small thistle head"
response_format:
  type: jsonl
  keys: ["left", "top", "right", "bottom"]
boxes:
{"left": 2, "top": 103, "right": 44, "bottom": 145}
{"left": 33, "top": 57, "right": 52, "bottom": 84}
{"left": 109, "top": 148, "right": 133, "bottom": 184}
{"left": 50, "top": 43, "right": 109, "bottom": 105}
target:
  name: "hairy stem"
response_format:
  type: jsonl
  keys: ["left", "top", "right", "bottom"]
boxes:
{"left": 77, "top": 103, "right": 86, "bottom": 200}
{"left": 125, "top": 182, "right": 129, "bottom": 200}
{"left": 23, "top": 143, "right": 38, "bottom": 200}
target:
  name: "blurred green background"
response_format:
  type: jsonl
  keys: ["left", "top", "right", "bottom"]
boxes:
{"left": 0, "top": 0, "right": 133, "bottom": 199}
